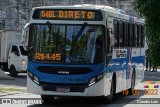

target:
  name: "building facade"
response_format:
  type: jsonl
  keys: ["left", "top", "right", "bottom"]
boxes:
{"left": 0, "top": 0, "right": 137, "bottom": 31}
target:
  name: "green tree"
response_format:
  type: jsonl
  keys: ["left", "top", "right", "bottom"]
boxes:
{"left": 134, "top": 0, "right": 160, "bottom": 66}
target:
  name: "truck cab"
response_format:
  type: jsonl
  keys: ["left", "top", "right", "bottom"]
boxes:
{"left": 8, "top": 44, "right": 28, "bottom": 77}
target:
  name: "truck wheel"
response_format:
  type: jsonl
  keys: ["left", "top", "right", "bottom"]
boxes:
{"left": 10, "top": 66, "right": 17, "bottom": 77}
{"left": 41, "top": 95, "right": 55, "bottom": 104}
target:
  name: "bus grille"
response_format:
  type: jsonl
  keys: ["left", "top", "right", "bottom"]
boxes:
{"left": 41, "top": 82, "right": 86, "bottom": 92}
{"left": 36, "top": 66, "right": 92, "bottom": 75}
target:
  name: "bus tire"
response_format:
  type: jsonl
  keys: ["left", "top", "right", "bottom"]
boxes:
{"left": 9, "top": 66, "right": 17, "bottom": 77}
{"left": 129, "top": 72, "right": 135, "bottom": 95}
{"left": 41, "top": 95, "right": 54, "bottom": 104}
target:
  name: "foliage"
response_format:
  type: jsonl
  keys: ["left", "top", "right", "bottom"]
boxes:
{"left": 134, "top": 0, "right": 160, "bottom": 66}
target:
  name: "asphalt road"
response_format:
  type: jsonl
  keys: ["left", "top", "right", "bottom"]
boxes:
{"left": 0, "top": 87, "right": 160, "bottom": 107}
{"left": 0, "top": 71, "right": 160, "bottom": 107}
{"left": 0, "top": 82, "right": 160, "bottom": 107}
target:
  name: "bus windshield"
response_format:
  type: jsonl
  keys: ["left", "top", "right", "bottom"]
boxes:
{"left": 28, "top": 24, "right": 105, "bottom": 64}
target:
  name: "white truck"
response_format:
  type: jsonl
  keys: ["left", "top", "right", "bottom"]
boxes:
{"left": 0, "top": 30, "right": 28, "bottom": 77}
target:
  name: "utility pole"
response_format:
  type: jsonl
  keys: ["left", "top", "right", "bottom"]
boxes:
{"left": 16, "top": 2, "right": 19, "bottom": 31}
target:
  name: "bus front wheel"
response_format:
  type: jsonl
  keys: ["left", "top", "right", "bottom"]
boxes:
{"left": 104, "top": 76, "right": 116, "bottom": 103}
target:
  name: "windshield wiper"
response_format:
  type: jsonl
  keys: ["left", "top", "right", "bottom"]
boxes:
{"left": 70, "top": 23, "right": 87, "bottom": 54}
{"left": 72, "top": 22, "right": 88, "bottom": 45}
{"left": 46, "top": 21, "right": 52, "bottom": 45}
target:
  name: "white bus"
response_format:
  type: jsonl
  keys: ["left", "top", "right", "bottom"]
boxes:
{"left": 24, "top": 4, "right": 145, "bottom": 103}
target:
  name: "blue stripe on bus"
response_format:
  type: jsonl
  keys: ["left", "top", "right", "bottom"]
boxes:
{"left": 28, "top": 61, "right": 105, "bottom": 84}
{"left": 107, "top": 48, "right": 145, "bottom": 80}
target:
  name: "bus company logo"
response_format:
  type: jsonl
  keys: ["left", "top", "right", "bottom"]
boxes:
{"left": 144, "top": 80, "right": 160, "bottom": 89}
{"left": 58, "top": 71, "right": 70, "bottom": 74}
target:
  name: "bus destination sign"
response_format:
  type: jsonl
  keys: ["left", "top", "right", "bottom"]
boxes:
{"left": 33, "top": 9, "right": 103, "bottom": 21}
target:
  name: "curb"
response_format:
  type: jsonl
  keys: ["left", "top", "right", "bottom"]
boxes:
{"left": 0, "top": 77, "right": 15, "bottom": 80}
{"left": 0, "top": 69, "right": 15, "bottom": 80}
{"left": 0, "top": 92, "right": 25, "bottom": 97}
{"left": 143, "top": 76, "right": 160, "bottom": 81}
{"left": 144, "top": 71, "right": 160, "bottom": 76}
{"left": 144, "top": 71, "right": 160, "bottom": 81}
{"left": 0, "top": 87, "right": 27, "bottom": 97}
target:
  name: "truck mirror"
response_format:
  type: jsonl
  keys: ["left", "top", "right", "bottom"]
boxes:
{"left": 22, "top": 30, "right": 26, "bottom": 43}
{"left": 22, "top": 23, "right": 30, "bottom": 43}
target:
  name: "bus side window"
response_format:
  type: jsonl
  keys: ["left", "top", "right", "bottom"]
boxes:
{"left": 137, "top": 25, "right": 139, "bottom": 47}
{"left": 114, "top": 20, "right": 119, "bottom": 47}
{"left": 133, "top": 24, "right": 135, "bottom": 47}
{"left": 128, "top": 23, "right": 130, "bottom": 47}
{"left": 139, "top": 25, "right": 142, "bottom": 47}
{"left": 122, "top": 21, "right": 125, "bottom": 47}
{"left": 141, "top": 25, "right": 144, "bottom": 47}
{"left": 119, "top": 21, "right": 124, "bottom": 47}
{"left": 129, "top": 24, "right": 134, "bottom": 47}
{"left": 134, "top": 24, "right": 138, "bottom": 47}
{"left": 124, "top": 22, "right": 129, "bottom": 47}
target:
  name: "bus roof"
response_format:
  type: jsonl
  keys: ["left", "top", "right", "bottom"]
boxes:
{"left": 33, "top": 4, "right": 125, "bottom": 14}
{"left": 31, "top": 4, "right": 144, "bottom": 23}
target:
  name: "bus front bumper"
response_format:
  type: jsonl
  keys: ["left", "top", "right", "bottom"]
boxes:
{"left": 27, "top": 75, "right": 108, "bottom": 97}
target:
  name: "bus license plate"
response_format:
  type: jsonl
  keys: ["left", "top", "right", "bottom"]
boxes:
{"left": 56, "top": 87, "right": 70, "bottom": 93}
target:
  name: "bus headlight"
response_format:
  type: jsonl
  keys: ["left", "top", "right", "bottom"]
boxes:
{"left": 21, "top": 59, "right": 27, "bottom": 65}
{"left": 33, "top": 76, "right": 40, "bottom": 85}
{"left": 28, "top": 71, "right": 40, "bottom": 85}
{"left": 97, "top": 73, "right": 104, "bottom": 80}
{"left": 88, "top": 73, "right": 104, "bottom": 86}
{"left": 28, "top": 71, "right": 33, "bottom": 79}
{"left": 89, "top": 78, "right": 96, "bottom": 86}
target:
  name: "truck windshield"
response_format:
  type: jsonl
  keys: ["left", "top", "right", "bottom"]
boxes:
{"left": 19, "top": 46, "right": 28, "bottom": 56}
{"left": 28, "top": 24, "right": 105, "bottom": 64}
